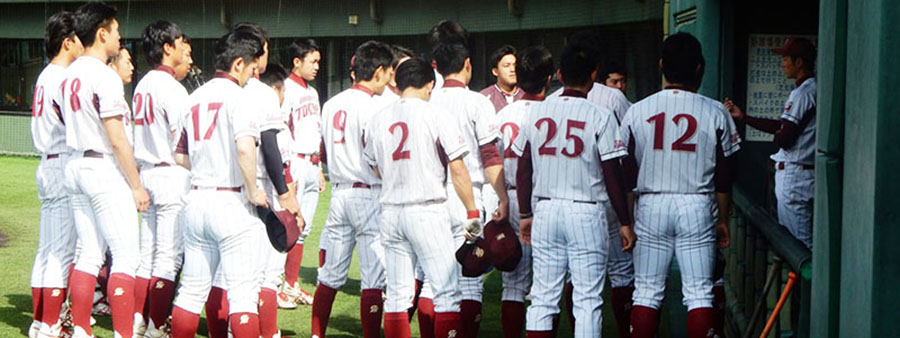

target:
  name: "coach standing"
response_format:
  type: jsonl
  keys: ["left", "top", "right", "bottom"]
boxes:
{"left": 724, "top": 37, "right": 817, "bottom": 249}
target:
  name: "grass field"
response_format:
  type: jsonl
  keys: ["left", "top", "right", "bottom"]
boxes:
{"left": 0, "top": 155, "right": 632, "bottom": 337}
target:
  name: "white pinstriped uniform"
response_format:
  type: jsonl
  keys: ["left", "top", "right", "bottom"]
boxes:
{"left": 61, "top": 56, "right": 140, "bottom": 280}
{"left": 510, "top": 93, "right": 626, "bottom": 336}
{"left": 283, "top": 73, "right": 322, "bottom": 246}
{"left": 553, "top": 82, "right": 636, "bottom": 288}
{"left": 318, "top": 85, "right": 385, "bottom": 292}
{"left": 771, "top": 78, "right": 816, "bottom": 249}
{"left": 172, "top": 75, "right": 264, "bottom": 316}
{"left": 131, "top": 67, "right": 191, "bottom": 286}
{"left": 30, "top": 63, "right": 76, "bottom": 291}
{"left": 429, "top": 82, "right": 500, "bottom": 304}
{"left": 495, "top": 99, "right": 535, "bottom": 303}
{"left": 620, "top": 88, "right": 740, "bottom": 311}
{"left": 363, "top": 97, "right": 469, "bottom": 313}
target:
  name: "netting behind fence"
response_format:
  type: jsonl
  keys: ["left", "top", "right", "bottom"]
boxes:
{"left": 0, "top": 113, "right": 37, "bottom": 156}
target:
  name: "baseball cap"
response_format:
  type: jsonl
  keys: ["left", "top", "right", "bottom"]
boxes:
{"left": 455, "top": 238, "right": 492, "bottom": 277}
{"left": 482, "top": 219, "right": 523, "bottom": 272}
{"left": 771, "top": 37, "right": 816, "bottom": 61}
{"left": 257, "top": 207, "right": 301, "bottom": 253}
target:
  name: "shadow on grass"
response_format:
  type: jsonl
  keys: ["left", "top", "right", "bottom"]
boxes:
{"left": 325, "top": 313, "right": 369, "bottom": 337}
{"left": 300, "top": 266, "right": 362, "bottom": 297}
{"left": 1, "top": 294, "right": 33, "bottom": 336}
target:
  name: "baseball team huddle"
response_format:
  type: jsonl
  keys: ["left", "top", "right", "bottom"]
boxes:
{"left": 26, "top": 1, "right": 819, "bottom": 338}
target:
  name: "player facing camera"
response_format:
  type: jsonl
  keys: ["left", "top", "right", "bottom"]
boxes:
{"left": 660, "top": 32, "right": 705, "bottom": 91}
{"left": 213, "top": 30, "right": 264, "bottom": 87}
{"left": 395, "top": 58, "right": 436, "bottom": 99}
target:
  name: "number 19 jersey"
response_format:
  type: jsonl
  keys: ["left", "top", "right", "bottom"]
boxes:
{"left": 620, "top": 88, "right": 741, "bottom": 194}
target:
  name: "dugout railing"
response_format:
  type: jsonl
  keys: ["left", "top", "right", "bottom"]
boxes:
{"left": 725, "top": 187, "right": 812, "bottom": 338}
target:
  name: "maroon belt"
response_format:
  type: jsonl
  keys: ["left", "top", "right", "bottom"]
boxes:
{"left": 155, "top": 162, "right": 172, "bottom": 168}
{"left": 776, "top": 162, "right": 814, "bottom": 170}
{"left": 84, "top": 150, "right": 104, "bottom": 159}
{"left": 296, "top": 153, "right": 320, "bottom": 165}
{"left": 191, "top": 185, "right": 242, "bottom": 192}
{"left": 352, "top": 182, "right": 371, "bottom": 189}
{"left": 46, "top": 153, "right": 60, "bottom": 159}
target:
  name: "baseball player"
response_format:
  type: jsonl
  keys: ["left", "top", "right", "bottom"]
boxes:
{"left": 280, "top": 38, "right": 324, "bottom": 307}
{"left": 168, "top": 29, "right": 266, "bottom": 338}
{"left": 430, "top": 41, "right": 510, "bottom": 338}
{"left": 481, "top": 45, "right": 524, "bottom": 112}
{"left": 313, "top": 40, "right": 393, "bottom": 338}
{"left": 427, "top": 20, "right": 470, "bottom": 90}
{"left": 61, "top": 3, "right": 149, "bottom": 338}
{"left": 512, "top": 41, "right": 634, "bottom": 338}
{"left": 601, "top": 60, "right": 628, "bottom": 94}
{"left": 621, "top": 33, "right": 739, "bottom": 338}
{"left": 107, "top": 47, "right": 133, "bottom": 84}
{"left": 493, "top": 45, "right": 554, "bottom": 338}
{"left": 129, "top": 20, "right": 192, "bottom": 337}
{"left": 724, "top": 37, "right": 817, "bottom": 249}
{"left": 28, "top": 11, "right": 83, "bottom": 338}
{"left": 363, "top": 56, "right": 481, "bottom": 338}
{"left": 373, "top": 45, "right": 413, "bottom": 111}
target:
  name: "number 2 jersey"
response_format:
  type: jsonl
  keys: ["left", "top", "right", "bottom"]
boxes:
{"left": 620, "top": 88, "right": 741, "bottom": 194}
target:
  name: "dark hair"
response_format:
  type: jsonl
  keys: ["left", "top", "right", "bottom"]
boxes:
{"left": 182, "top": 34, "right": 191, "bottom": 45}
{"left": 390, "top": 44, "right": 414, "bottom": 69}
{"left": 233, "top": 22, "right": 268, "bottom": 43}
{"left": 74, "top": 2, "right": 117, "bottom": 48}
{"left": 661, "top": 32, "right": 705, "bottom": 88}
{"left": 432, "top": 42, "right": 468, "bottom": 76}
{"left": 566, "top": 31, "right": 603, "bottom": 68}
{"left": 395, "top": 57, "right": 435, "bottom": 91}
{"left": 353, "top": 41, "right": 393, "bottom": 82}
{"left": 559, "top": 42, "right": 598, "bottom": 87}
{"left": 45, "top": 11, "right": 77, "bottom": 59}
{"left": 286, "top": 38, "right": 320, "bottom": 68}
{"left": 428, "top": 20, "right": 469, "bottom": 46}
{"left": 260, "top": 63, "right": 288, "bottom": 88}
{"left": 489, "top": 45, "right": 517, "bottom": 69}
{"left": 601, "top": 60, "right": 627, "bottom": 81}
{"left": 107, "top": 46, "right": 129, "bottom": 65}
{"left": 515, "top": 46, "right": 554, "bottom": 94}
{"left": 141, "top": 20, "right": 184, "bottom": 67}
{"left": 213, "top": 30, "right": 264, "bottom": 72}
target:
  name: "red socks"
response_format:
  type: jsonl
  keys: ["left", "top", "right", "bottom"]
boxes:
{"left": 133, "top": 277, "right": 150, "bottom": 325}
{"left": 417, "top": 298, "right": 435, "bottom": 338}
{"left": 563, "top": 282, "right": 575, "bottom": 331}
{"left": 148, "top": 277, "right": 176, "bottom": 329}
{"left": 687, "top": 308, "right": 715, "bottom": 338}
{"left": 460, "top": 300, "right": 482, "bottom": 338}
{"left": 283, "top": 244, "right": 304, "bottom": 286}
{"left": 611, "top": 286, "right": 635, "bottom": 338}
{"left": 229, "top": 312, "right": 260, "bottom": 338}
{"left": 311, "top": 284, "right": 338, "bottom": 337}
{"left": 630, "top": 305, "right": 660, "bottom": 338}
{"left": 171, "top": 306, "right": 200, "bottom": 338}
{"left": 107, "top": 273, "right": 136, "bottom": 337}
{"left": 32, "top": 288, "right": 42, "bottom": 322}
{"left": 259, "top": 288, "right": 279, "bottom": 338}
{"left": 40, "top": 288, "right": 66, "bottom": 326}
{"left": 434, "top": 312, "right": 462, "bottom": 338}
{"left": 206, "top": 286, "right": 230, "bottom": 338}
{"left": 361, "top": 289, "right": 384, "bottom": 338}
{"left": 385, "top": 312, "right": 411, "bottom": 338}
{"left": 501, "top": 300, "right": 525, "bottom": 338}
{"left": 526, "top": 331, "right": 554, "bottom": 338}
{"left": 69, "top": 270, "right": 97, "bottom": 335}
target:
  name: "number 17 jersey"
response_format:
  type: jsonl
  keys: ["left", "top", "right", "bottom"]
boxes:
{"left": 620, "top": 88, "right": 740, "bottom": 194}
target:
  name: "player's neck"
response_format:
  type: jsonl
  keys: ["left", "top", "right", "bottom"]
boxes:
{"left": 50, "top": 53, "right": 75, "bottom": 68}
{"left": 662, "top": 80, "right": 697, "bottom": 93}
{"left": 793, "top": 71, "right": 813, "bottom": 86}
{"left": 401, "top": 87, "right": 429, "bottom": 101}
{"left": 82, "top": 45, "right": 110, "bottom": 63}
{"left": 496, "top": 82, "right": 516, "bottom": 95}
{"left": 444, "top": 73, "right": 469, "bottom": 86}
{"left": 562, "top": 84, "right": 591, "bottom": 96}
{"left": 352, "top": 81, "right": 377, "bottom": 96}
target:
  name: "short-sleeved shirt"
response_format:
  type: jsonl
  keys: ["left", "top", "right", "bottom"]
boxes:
{"left": 363, "top": 97, "right": 468, "bottom": 205}
{"left": 496, "top": 98, "right": 539, "bottom": 187}
{"left": 321, "top": 84, "right": 382, "bottom": 185}
{"left": 770, "top": 77, "right": 816, "bottom": 165}
{"left": 480, "top": 84, "right": 525, "bottom": 112}
{"left": 620, "top": 88, "right": 741, "bottom": 194}
{"left": 63, "top": 56, "right": 131, "bottom": 154}
{"left": 511, "top": 91, "right": 627, "bottom": 202}
{"left": 550, "top": 82, "right": 632, "bottom": 124}
{"left": 131, "top": 66, "right": 190, "bottom": 167}
{"left": 429, "top": 80, "right": 500, "bottom": 185}
{"left": 245, "top": 77, "right": 289, "bottom": 180}
{"left": 179, "top": 73, "right": 258, "bottom": 189}
{"left": 283, "top": 73, "right": 321, "bottom": 155}
{"left": 31, "top": 63, "right": 68, "bottom": 155}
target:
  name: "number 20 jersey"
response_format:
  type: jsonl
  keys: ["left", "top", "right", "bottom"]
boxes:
{"left": 620, "top": 88, "right": 741, "bottom": 194}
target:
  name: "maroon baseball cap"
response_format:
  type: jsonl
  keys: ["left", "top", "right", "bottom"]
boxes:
{"left": 772, "top": 37, "right": 816, "bottom": 61}
{"left": 257, "top": 207, "right": 301, "bottom": 253}
{"left": 482, "top": 219, "right": 523, "bottom": 272}
{"left": 455, "top": 238, "right": 492, "bottom": 277}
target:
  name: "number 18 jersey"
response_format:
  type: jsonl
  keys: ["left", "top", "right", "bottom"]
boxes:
{"left": 620, "top": 88, "right": 741, "bottom": 194}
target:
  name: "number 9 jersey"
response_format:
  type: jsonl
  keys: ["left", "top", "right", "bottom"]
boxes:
{"left": 620, "top": 87, "right": 741, "bottom": 194}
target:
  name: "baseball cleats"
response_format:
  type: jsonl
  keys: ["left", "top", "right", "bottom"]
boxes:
{"left": 278, "top": 282, "right": 314, "bottom": 308}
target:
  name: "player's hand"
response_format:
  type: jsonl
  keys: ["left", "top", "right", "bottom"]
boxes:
{"left": 716, "top": 220, "right": 731, "bottom": 249}
{"left": 493, "top": 198, "right": 509, "bottom": 221}
{"left": 723, "top": 98, "right": 744, "bottom": 120}
{"left": 278, "top": 191, "right": 300, "bottom": 217}
{"left": 519, "top": 217, "right": 533, "bottom": 245}
{"left": 463, "top": 213, "right": 483, "bottom": 242}
{"left": 318, "top": 170, "right": 327, "bottom": 193}
{"left": 296, "top": 214, "right": 306, "bottom": 236}
{"left": 132, "top": 187, "right": 151, "bottom": 212}
{"left": 619, "top": 225, "right": 636, "bottom": 252}
{"left": 249, "top": 188, "right": 269, "bottom": 208}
